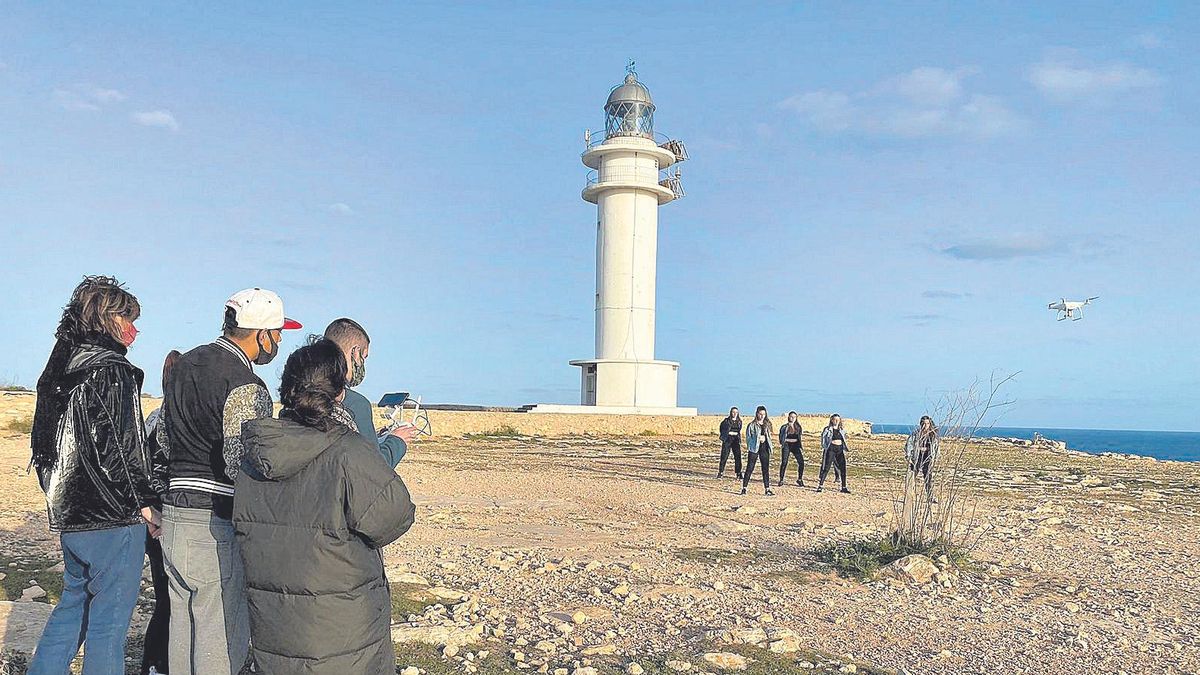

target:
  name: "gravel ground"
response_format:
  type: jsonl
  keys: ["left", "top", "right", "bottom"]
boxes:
{"left": 2, "top": 418, "right": 1198, "bottom": 674}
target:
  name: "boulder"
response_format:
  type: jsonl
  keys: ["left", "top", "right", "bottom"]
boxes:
{"left": 878, "top": 555, "right": 939, "bottom": 584}
{"left": 769, "top": 635, "right": 802, "bottom": 653}
{"left": 702, "top": 652, "right": 749, "bottom": 670}
{"left": 390, "top": 623, "right": 483, "bottom": 649}
{"left": 0, "top": 600, "right": 54, "bottom": 653}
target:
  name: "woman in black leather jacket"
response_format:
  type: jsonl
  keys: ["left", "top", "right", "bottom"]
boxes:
{"left": 28, "top": 275, "right": 161, "bottom": 675}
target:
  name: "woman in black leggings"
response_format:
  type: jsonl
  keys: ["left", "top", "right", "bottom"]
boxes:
{"left": 817, "top": 414, "right": 850, "bottom": 494}
{"left": 717, "top": 407, "right": 743, "bottom": 479}
{"left": 777, "top": 411, "right": 805, "bottom": 487}
{"left": 740, "top": 406, "right": 775, "bottom": 496}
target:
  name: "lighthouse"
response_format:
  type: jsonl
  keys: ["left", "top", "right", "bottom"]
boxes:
{"left": 543, "top": 65, "right": 695, "bottom": 416}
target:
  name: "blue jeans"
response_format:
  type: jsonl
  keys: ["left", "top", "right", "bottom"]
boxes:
{"left": 30, "top": 523, "right": 146, "bottom": 675}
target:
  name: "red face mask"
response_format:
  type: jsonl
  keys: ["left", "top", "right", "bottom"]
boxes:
{"left": 120, "top": 322, "right": 139, "bottom": 347}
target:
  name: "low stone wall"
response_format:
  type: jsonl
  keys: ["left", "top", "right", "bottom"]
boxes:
{"left": 411, "top": 411, "right": 870, "bottom": 438}
{"left": 0, "top": 392, "right": 869, "bottom": 440}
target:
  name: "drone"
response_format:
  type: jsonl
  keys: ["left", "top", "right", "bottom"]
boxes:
{"left": 1048, "top": 297, "right": 1098, "bottom": 321}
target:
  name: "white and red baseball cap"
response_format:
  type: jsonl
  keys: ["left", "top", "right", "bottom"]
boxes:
{"left": 225, "top": 288, "right": 302, "bottom": 331}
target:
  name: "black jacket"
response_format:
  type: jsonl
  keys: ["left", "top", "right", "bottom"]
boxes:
{"left": 720, "top": 416, "right": 742, "bottom": 444}
{"left": 233, "top": 414, "right": 416, "bottom": 674}
{"left": 31, "top": 335, "right": 156, "bottom": 532}
{"left": 159, "top": 338, "right": 272, "bottom": 519}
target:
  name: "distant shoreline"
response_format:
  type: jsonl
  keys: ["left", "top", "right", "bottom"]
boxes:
{"left": 872, "top": 423, "right": 1199, "bottom": 462}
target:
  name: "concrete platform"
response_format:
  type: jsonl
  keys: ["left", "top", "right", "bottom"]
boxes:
{"left": 525, "top": 403, "right": 698, "bottom": 417}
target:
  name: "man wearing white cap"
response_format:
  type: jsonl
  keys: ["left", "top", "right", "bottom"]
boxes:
{"left": 155, "top": 288, "right": 301, "bottom": 675}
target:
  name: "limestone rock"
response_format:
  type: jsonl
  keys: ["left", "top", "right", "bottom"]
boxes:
{"left": 0, "top": 601, "right": 54, "bottom": 653}
{"left": 626, "top": 664, "right": 645, "bottom": 675}
{"left": 878, "top": 555, "right": 939, "bottom": 584}
{"left": 427, "top": 586, "right": 467, "bottom": 604}
{"left": 703, "top": 652, "right": 749, "bottom": 670}
{"left": 769, "top": 635, "right": 801, "bottom": 653}
{"left": 19, "top": 585, "right": 46, "bottom": 602}
{"left": 390, "top": 623, "right": 483, "bottom": 649}
{"left": 664, "top": 660, "right": 692, "bottom": 672}
{"left": 392, "top": 572, "right": 430, "bottom": 586}
{"left": 582, "top": 644, "right": 616, "bottom": 655}
{"left": 400, "top": 668, "right": 420, "bottom": 675}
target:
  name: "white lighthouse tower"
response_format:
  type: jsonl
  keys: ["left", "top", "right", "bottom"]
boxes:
{"left": 538, "top": 65, "right": 695, "bottom": 416}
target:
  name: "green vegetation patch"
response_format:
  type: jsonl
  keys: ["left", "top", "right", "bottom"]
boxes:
{"left": 2, "top": 417, "right": 33, "bottom": 435}
{"left": 0, "top": 553, "right": 64, "bottom": 604}
{"left": 389, "top": 582, "right": 443, "bottom": 620}
{"left": 815, "top": 535, "right": 969, "bottom": 580}
{"left": 673, "top": 546, "right": 787, "bottom": 567}
{"left": 597, "top": 642, "right": 890, "bottom": 675}
{"left": 464, "top": 424, "right": 522, "bottom": 439}
{"left": 393, "top": 641, "right": 517, "bottom": 674}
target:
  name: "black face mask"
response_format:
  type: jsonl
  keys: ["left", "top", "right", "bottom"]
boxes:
{"left": 253, "top": 330, "right": 279, "bottom": 366}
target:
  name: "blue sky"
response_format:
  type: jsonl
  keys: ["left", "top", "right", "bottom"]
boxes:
{"left": 1, "top": 2, "right": 1196, "bottom": 431}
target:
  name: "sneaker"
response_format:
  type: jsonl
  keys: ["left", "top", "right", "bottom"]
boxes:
{"left": 815, "top": 485, "right": 824, "bottom": 493}
{"left": 776, "top": 480, "right": 784, "bottom": 487}
{"left": 797, "top": 480, "right": 805, "bottom": 487}
{"left": 717, "top": 471, "right": 725, "bottom": 479}
{"left": 739, "top": 487, "right": 747, "bottom": 496}
{"left": 840, "top": 487, "right": 851, "bottom": 494}
{"left": 765, "top": 489, "right": 775, "bottom": 496}
{"left": 930, "top": 496, "right": 938, "bottom": 504}
{"left": 736, "top": 473, "right": 744, "bottom": 481}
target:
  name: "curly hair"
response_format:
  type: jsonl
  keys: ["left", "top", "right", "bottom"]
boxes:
{"left": 279, "top": 338, "right": 347, "bottom": 431}
{"left": 55, "top": 275, "right": 140, "bottom": 343}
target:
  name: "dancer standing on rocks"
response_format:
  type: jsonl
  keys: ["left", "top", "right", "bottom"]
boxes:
{"left": 778, "top": 410, "right": 806, "bottom": 487}
{"left": 28, "top": 276, "right": 160, "bottom": 675}
{"left": 905, "top": 415, "right": 939, "bottom": 503}
{"left": 717, "top": 406, "right": 743, "bottom": 479}
{"left": 817, "top": 414, "right": 851, "bottom": 494}
{"left": 740, "top": 406, "right": 775, "bottom": 496}
{"left": 233, "top": 338, "right": 415, "bottom": 674}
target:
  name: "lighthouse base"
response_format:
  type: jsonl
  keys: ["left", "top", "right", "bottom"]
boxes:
{"left": 523, "top": 403, "right": 698, "bottom": 417}
{"left": 538, "top": 358, "right": 693, "bottom": 415}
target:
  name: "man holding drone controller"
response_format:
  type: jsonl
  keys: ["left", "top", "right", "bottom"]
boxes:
{"left": 324, "top": 318, "right": 417, "bottom": 467}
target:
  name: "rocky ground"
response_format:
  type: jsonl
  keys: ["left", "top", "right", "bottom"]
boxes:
{"left": 1, "top": 413, "right": 1199, "bottom": 674}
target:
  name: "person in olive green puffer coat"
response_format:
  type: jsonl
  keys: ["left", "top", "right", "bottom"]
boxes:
{"left": 233, "top": 339, "right": 415, "bottom": 675}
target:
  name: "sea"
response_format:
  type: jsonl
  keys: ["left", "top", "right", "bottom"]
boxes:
{"left": 870, "top": 424, "right": 1200, "bottom": 462}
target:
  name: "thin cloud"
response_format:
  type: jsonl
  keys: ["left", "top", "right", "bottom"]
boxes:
{"left": 1130, "top": 31, "right": 1164, "bottom": 49}
{"left": 940, "top": 234, "right": 1057, "bottom": 261}
{"left": 922, "top": 290, "right": 972, "bottom": 300}
{"left": 327, "top": 202, "right": 355, "bottom": 215}
{"left": 131, "top": 110, "right": 179, "bottom": 131}
{"left": 1028, "top": 53, "right": 1163, "bottom": 102}
{"left": 779, "top": 66, "right": 1022, "bottom": 139}
{"left": 54, "top": 85, "right": 126, "bottom": 112}
{"left": 903, "top": 313, "right": 943, "bottom": 326}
